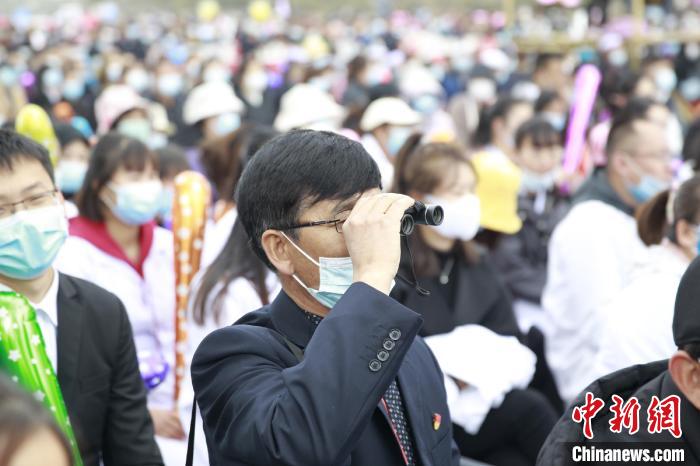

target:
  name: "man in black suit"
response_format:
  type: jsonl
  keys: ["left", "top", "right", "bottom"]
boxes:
{"left": 191, "top": 130, "right": 460, "bottom": 465}
{"left": 0, "top": 129, "right": 163, "bottom": 466}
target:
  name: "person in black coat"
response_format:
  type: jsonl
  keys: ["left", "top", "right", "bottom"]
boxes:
{"left": 390, "top": 138, "right": 560, "bottom": 466}
{"left": 0, "top": 129, "right": 162, "bottom": 466}
{"left": 538, "top": 255, "right": 700, "bottom": 466}
{"left": 190, "top": 130, "right": 461, "bottom": 465}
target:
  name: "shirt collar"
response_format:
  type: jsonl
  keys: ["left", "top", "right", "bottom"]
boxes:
{"left": 0, "top": 269, "right": 59, "bottom": 327}
{"left": 32, "top": 269, "right": 59, "bottom": 328}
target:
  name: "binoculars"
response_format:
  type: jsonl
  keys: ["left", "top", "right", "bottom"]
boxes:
{"left": 401, "top": 202, "right": 443, "bottom": 236}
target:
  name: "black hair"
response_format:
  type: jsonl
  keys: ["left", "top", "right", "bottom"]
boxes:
{"left": 0, "top": 374, "right": 73, "bottom": 466}
{"left": 605, "top": 97, "right": 660, "bottom": 158}
{"left": 599, "top": 67, "right": 641, "bottom": 116}
{"left": 682, "top": 117, "right": 700, "bottom": 171}
{"left": 534, "top": 90, "right": 563, "bottom": 114}
{"left": 0, "top": 129, "right": 54, "bottom": 182}
{"left": 235, "top": 130, "right": 381, "bottom": 270}
{"left": 155, "top": 145, "right": 190, "bottom": 181}
{"left": 534, "top": 53, "right": 564, "bottom": 73}
{"left": 474, "top": 96, "right": 528, "bottom": 147}
{"left": 684, "top": 342, "right": 700, "bottom": 359}
{"left": 76, "top": 132, "right": 158, "bottom": 222}
{"left": 515, "top": 117, "right": 562, "bottom": 149}
{"left": 54, "top": 123, "right": 89, "bottom": 149}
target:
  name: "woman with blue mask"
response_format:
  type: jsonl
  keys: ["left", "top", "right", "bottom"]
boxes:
{"left": 359, "top": 97, "right": 421, "bottom": 191}
{"left": 183, "top": 81, "right": 244, "bottom": 143}
{"left": 590, "top": 176, "right": 700, "bottom": 386}
{"left": 53, "top": 133, "right": 186, "bottom": 463}
{"left": 390, "top": 138, "right": 560, "bottom": 466}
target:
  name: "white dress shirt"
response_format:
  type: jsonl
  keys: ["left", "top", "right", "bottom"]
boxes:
{"left": 0, "top": 268, "right": 59, "bottom": 373}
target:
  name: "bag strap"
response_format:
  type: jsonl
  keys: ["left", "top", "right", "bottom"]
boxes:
{"left": 185, "top": 334, "right": 305, "bottom": 465}
{"left": 185, "top": 401, "right": 197, "bottom": 466}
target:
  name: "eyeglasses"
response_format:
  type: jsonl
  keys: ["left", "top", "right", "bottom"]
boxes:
{"left": 273, "top": 210, "right": 351, "bottom": 234}
{"left": 0, "top": 190, "right": 60, "bottom": 220}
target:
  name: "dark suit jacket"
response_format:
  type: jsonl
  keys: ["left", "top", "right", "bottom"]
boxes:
{"left": 191, "top": 282, "right": 460, "bottom": 466}
{"left": 57, "top": 273, "right": 163, "bottom": 466}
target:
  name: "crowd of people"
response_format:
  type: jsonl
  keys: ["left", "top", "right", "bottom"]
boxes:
{"left": 1, "top": 2, "right": 700, "bottom": 465}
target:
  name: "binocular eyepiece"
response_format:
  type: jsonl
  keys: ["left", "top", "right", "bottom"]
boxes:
{"left": 401, "top": 201, "right": 443, "bottom": 236}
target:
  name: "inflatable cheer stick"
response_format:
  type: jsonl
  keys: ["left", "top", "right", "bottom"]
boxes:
{"left": 0, "top": 292, "right": 83, "bottom": 466}
{"left": 172, "top": 172, "right": 211, "bottom": 403}
{"left": 562, "top": 64, "right": 601, "bottom": 176}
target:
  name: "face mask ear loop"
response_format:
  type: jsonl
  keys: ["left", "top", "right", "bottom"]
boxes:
{"left": 396, "top": 234, "right": 430, "bottom": 296}
{"left": 280, "top": 231, "right": 320, "bottom": 267}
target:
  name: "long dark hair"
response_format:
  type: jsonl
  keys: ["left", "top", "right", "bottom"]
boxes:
{"left": 192, "top": 126, "right": 279, "bottom": 326}
{"left": 193, "top": 218, "right": 270, "bottom": 325}
{"left": 391, "top": 135, "right": 480, "bottom": 277}
{"left": 636, "top": 175, "right": 700, "bottom": 246}
{"left": 0, "top": 374, "right": 73, "bottom": 466}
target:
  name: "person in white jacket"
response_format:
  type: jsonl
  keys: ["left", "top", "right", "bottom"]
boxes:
{"left": 591, "top": 175, "right": 700, "bottom": 380}
{"left": 542, "top": 100, "right": 674, "bottom": 401}
{"left": 54, "top": 133, "right": 183, "bottom": 463}
{"left": 181, "top": 218, "right": 280, "bottom": 466}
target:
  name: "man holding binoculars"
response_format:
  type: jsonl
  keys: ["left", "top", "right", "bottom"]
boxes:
{"left": 190, "top": 130, "right": 459, "bottom": 465}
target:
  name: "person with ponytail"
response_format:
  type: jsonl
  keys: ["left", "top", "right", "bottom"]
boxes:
{"left": 590, "top": 175, "right": 700, "bottom": 381}
{"left": 390, "top": 136, "right": 560, "bottom": 466}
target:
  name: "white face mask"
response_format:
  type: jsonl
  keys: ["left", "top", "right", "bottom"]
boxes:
{"left": 424, "top": 193, "right": 481, "bottom": 241}
{"left": 521, "top": 169, "right": 557, "bottom": 193}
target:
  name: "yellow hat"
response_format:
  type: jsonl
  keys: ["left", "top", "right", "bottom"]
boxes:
{"left": 472, "top": 150, "right": 523, "bottom": 234}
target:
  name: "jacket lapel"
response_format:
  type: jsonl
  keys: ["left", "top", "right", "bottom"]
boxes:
{"left": 56, "top": 274, "right": 84, "bottom": 401}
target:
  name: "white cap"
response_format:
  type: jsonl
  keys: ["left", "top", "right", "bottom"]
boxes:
{"left": 360, "top": 97, "right": 421, "bottom": 132}
{"left": 183, "top": 81, "right": 244, "bottom": 125}
{"left": 274, "top": 83, "right": 344, "bottom": 132}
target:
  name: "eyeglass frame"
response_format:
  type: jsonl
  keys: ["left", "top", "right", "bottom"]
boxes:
{"left": 272, "top": 210, "right": 351, "bottom": 234}
{"left": 0, "top": 189, "right": 61, "bottom": 219}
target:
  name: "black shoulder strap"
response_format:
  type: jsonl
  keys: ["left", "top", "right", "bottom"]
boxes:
{"left": 186, "top": 401, "right": 197, "bottom": 466}
{"left": 185, "top": 334, "right": 305, "bottom": 465}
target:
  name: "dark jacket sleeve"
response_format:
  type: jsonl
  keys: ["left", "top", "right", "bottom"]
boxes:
{"left": 490, "top": 233, "right": 547, "bottom": 304}
{"left": 102, "top": 299, "right": 163, "bottom": 466}
{"left": 192, "top": 282, "right": 424, "bottom": 466}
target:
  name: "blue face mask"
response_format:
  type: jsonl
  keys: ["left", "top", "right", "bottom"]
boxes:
{"left": 0, "top": 205, "right": 68, "bottom": 280}
{"left": 282, "top": 232, "right": 353, "bottom": 309}
{"left": 214, "top": 112, "right": 241, "bottom": 136}
{"left": 103, "top": 181, "right": 163, "bottom": 225}
{"left": 629, "top": 175, "right": 669, "bottom": 204}
{"left": 157, "top": 186, "right": 174, "bottom": 223}
{"left": 387, "top": 126, "right": 413, "bottom": 156}
{"left": 62, "top": 79, "right": 85, "bottom": 101}
{"left": 117, "top": 118, "right": 152, "bottom": 144}
{"left": 56, "top": 160, "right": 88, "bottom": 195}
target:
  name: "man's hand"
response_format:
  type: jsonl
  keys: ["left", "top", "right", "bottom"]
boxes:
{"left": 149, "top": 408, "right": 186, "bottom": 440}
{"left": 343, "top": 193, "right": 415, "bottom": 294}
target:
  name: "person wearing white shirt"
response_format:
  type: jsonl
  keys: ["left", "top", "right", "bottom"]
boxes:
{"left": 542, "top": 103, "right": 675, "bottom": 401}
{"left": 52, "top": 132, "right": 181, "bottom": 463}
{"left": 359, "top": 97, "right": 421, "bottom": 191}
{"left": 0, "top": 129, "right": 161, "bottom": 466}
{"left": 591, "top": 176, "right": 700, "bottom": 381}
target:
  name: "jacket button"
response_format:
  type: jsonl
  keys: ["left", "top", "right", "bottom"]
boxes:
{"left": 383, "top": 339, "right": 395, "bottom": 351}
{"left": 369, "top": 360, "right": 382, "bottom": 372}
{"left": 377, "top": 350, "right": 390, "bottom": 362}
{"left": 389, "top": 329, "right": 401, "bottom": 341}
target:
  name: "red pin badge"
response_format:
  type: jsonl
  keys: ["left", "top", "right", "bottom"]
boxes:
{"left": 432, "top": 413, "right": 442, "bottom": 431}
